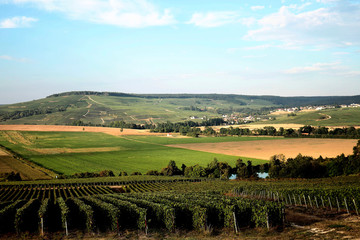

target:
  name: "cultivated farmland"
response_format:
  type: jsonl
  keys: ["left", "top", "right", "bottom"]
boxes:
{"left": 0, "top": 130, "right": 267, "bottom": 175}
{"left": 168, "top": 138, "right": 358, "bottom": 160}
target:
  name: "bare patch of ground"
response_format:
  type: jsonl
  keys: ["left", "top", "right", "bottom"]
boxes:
{"left": 285, "top": 206, "right": 360, "bottom": 239}
{"left": 168, "top": 138, "right": 358, "bottom": 160}
{"left": 0, "top": 125, "right": 167, "bottom": 136}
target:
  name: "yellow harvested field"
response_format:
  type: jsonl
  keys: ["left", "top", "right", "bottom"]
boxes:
{"left": 0, "top": 125, "right": 167, "bottom": 136}
{"left": 168, "top": 139, "right": 358, "bottom": 160}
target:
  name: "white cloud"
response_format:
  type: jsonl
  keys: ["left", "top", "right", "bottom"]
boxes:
{"left": 240, "top": 17, "right": 256, "bottom": 27}
{"left": 243, "top": 44, "right": 272, "bottom": 50}
{"left": 0, "top": 55, "right": 29, "bottom": 62}
{"left": 284, "top": 62, "right": 341, "bottom": 74}
{"left": 0, "top": 16, "right": 37, "bottom": 28}
{"left": 316, "top": 0, "right": 339, "bottom": 4}
{"left": 251, "top": 6, "right": 265, "bottom": 11}
{"left": 9, "top": 0, "right": 175, "bottom": 28}
{"left": 245, "top": 2, "right": 360, "bottom": 48}
{"left": 187, "top": 11, "right": 238, "bottom": 27}
{"left": 332, "top": 51, "right": 349, "bottom": 55}
{"left": 288, "top": 2, "right": 312, "bottom": 10}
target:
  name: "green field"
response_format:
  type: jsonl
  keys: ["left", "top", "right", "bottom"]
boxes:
{"left": 258, "top": 107, "right": 360, "bottom": 126}
{"left": 0, "top": 131, "right": 268, "bottom": 175}
{"left": 123, "top": 135, "right": 283, "bottom": 145}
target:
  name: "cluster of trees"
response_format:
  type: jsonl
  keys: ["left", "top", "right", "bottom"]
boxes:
{"left": 0, "top": 106, "right": 68, "bottom": 122}
{"left": 264, "top": 140, "right": 360, "bottom": 178}
{"left": 0, "top": 172, "right": 22, "bottom": 181}
{"left": 142, "top": 159, "right": 259, "bottom": 179}
{"left": 217, "top": 125, "right": 360, "bottom": 138}
{"left": 180, "top": 106, "right": 206, "bottom": 112}
{"left": 58, "top": 170, "right": 115, "bottom": 179}
{"left": 150, "top": 118, "right": 225, "bottom": 133}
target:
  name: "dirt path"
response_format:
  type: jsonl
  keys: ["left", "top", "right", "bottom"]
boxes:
{"left": 317, "top": 113, "right": 332, "bottom": 121}
{"left": 87, "top": 95, "right": 104, "bottom": 105}
{"left": 83, "top": 109, "right": 90, "bottom": 117}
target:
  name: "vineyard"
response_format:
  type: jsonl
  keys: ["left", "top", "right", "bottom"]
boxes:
{"left": 1, "top": 177, "right": 360, "bottom": 238}
{"left": 0, "top": 192, "right": 284, "bottom": 235}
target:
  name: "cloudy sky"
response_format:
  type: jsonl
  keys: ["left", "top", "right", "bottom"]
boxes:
{"left": 0, "top": 0, "right": 359, "bottom": 104}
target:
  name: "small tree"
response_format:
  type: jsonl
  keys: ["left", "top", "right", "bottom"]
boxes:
{"left": 119, "top": 171, "right": 128, "bottom": 176}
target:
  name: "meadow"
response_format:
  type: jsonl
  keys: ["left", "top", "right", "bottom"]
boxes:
{"left": 266, "top": 107, "right": 360, "bottom": 126}
{"left": 0, "top": 131, "right": 268, "bottom": 175}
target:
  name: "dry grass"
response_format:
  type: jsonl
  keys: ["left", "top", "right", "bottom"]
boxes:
{"left": 0, "top": 149, "right": 9, "bottom": 156}
{"left": 0, "top": 155, "right": 51, "bottom": 180}
{"left": 168, "top": 138, "right": 358, "bottom": 160}
{"left": 0, "top": 125, "right": 167, "bottom": 136}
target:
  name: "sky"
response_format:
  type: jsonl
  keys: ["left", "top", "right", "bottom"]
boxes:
{"left": 0, "top": 0, "right": 360, "bottom": 104}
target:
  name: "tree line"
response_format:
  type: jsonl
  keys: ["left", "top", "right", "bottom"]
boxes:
{"left": 0, "top": 106, "right": 68, "bottom": 122}
{"left": 264, "top": 140, "right": 360, "bottom": 178}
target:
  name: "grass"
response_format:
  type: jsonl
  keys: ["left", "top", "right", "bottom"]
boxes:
{"left": 0, "top": 131, "right": 267, "bottom": 175}
{"left": 265, "top": 107, "right": 360, "bottom": 126}
{"left": 123, "top": 135, "right": 284, "bottom": 145}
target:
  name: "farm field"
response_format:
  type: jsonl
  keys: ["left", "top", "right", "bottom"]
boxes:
{"left": 169, "top": 138, "right": 359, "bottom": 160}
{"left": 0, "top": 124, "right": 166, "bottom": 136}
{"left": 0, "top": 154, "right": 51, "bottom": 181}
{"left": 0, "top": 130, "right": 267, "bottom": 176}
{"left": 262, "top": 107, "right": 360, "bottom": 127}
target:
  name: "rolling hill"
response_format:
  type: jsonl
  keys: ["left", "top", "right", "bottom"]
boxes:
{"left": 0, "top": 91, "right": 359, "bottom": 126}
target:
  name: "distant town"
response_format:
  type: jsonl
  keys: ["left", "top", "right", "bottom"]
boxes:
{"left": 189, "top": 103, "right": 360, "bottom": 125}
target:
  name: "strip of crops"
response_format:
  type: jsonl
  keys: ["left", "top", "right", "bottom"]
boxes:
{"left": 233, "top": 185, "right": 360, "bottom": 215}
{"left": 0, "top": 191, "right": 284, "bottom": 236}
{"left": 0, "top": 181, "right": 177, "bottom": 202}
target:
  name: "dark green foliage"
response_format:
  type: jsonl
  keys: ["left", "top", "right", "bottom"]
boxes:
{"left": 66, "top": 198, "right": 94, "bottom": 232}
{"left": 160, "top": 160, "right": 182, "bottom": 176}
{"left": 0, "top": 172, "right": 22, "bottom": 181}
{"left": 82, "top": 196, "right": 119, "bottom": 232}
{"left": 184, "top": 165, "right": 206, "bottom": 178}
{"left": 118, "top": 171, "right": 128, "bottom": 176}
{"left": 14, "top": 199, "right": 40, "bottom": 233}
{"left": 0, "top": 200, "right": 26, "bottom": 233}
{"left": 145, "top": 170, "right": 159, "bottom": 176}
{"left": 97, "top": 195, "right": 146, "bottom": 230}
{"left": 56, "top": 197, "right": 69, "bottom": 230}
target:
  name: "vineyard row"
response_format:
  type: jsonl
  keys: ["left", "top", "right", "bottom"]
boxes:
{"left": 0, "top": 192, "right": 284, "bottom": 235}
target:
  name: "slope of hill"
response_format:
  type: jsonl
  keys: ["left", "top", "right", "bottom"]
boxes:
{"left": 0, "top": 91, "right": 359, "bottom": 125}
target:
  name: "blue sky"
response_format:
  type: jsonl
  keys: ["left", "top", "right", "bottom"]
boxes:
{"left": 0, "top": 0, "right": 359, "bottom": 104}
